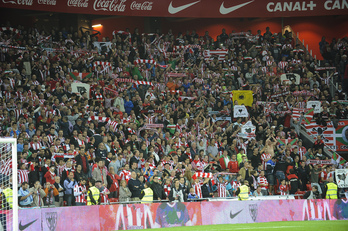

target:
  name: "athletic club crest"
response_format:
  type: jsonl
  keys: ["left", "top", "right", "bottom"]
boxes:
{"left": 45, "top": 212, "right": 58, "bottom": 231}
{"left": 249, "top": 204, "right": 258, "bottom": 222}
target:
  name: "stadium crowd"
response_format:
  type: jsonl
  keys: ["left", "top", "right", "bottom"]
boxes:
{"left": 0, "top": 22, "right": 347, "bottom": 207}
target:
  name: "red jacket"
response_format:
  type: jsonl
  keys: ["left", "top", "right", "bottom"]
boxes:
{"left": 227, "top": 160, "right": 239, "bottom": 173}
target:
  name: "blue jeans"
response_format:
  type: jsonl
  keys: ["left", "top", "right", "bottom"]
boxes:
{"left": 65, "top": 194, "right": 75, "bottom": 206}
{"left": 276, "top": 171, "right": 285, "bottom": 182}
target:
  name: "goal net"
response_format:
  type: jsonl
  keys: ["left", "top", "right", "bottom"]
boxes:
{"left": 0, "top": 138, "right": 17, "bottom": 231}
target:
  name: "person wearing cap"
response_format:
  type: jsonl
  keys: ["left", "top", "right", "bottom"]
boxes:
{"left": 151, "top": 177, "right": 166, "bottom": 201}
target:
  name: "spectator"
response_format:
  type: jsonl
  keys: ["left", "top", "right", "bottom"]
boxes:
{"left": 92, "top": 159, "right": 108, "bottom": 186}
{"left": 303, "top": 185, "right": 321, "bottom": 199}
{"left": 119, "top": 180, "right": 132, "bottom": 202}
{"left": 287, "top": 169, "right": 299, "bottom": 194}
{"left": 44, "top": 182, "right": 59, "bottom": 206}
{"left": 53, "top": 176, "right": 65, "bottom": 207}
{"left": 169, "top": 179, "right": 185, "bottom": 202}
{"left": 64, "top": 172, "right": 78, "bottom": 206}
{"left": 30, "top": 181, "right": 46, "bottom": 207}
{"left": 18, "top": 182, "right": 33, "bottom": 207}
{"left": 107, "top": 166, "right": 120, "bottom": 199}
{"left": 151, "top": 176, "right": 166, "bottom": 201}
{"left": 253, "top": 186, "right": 263, "bottom": 197}
{"left": 128, "top": 172, "right": 143, "bottom": 201}
{"left": 74, "top": 177, "right": 87, "bottom": 206}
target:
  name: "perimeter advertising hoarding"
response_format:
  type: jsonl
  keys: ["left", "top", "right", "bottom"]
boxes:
{"left": 1, "top": 1, "right": 347, "bottom": 18}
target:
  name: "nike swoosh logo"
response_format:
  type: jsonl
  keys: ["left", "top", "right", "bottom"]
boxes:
{"left": 230, "top": 209, "right": 243, "bottom": 219}
{"left": 19, "top": 219, "right": 37, "bottom": 231}
{"left": 220, "top": 0, "right": 254, "bottom": 15}
{"left": 168, "top": 0, "right": 201, "bottom": 14}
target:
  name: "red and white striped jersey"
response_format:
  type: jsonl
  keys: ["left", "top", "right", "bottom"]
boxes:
{"left": 47, "top": 134, "right": 56, "bottom": 145}
{"left": 74, "top": 183, "right": 87, "bottom": 204}
{"left": 119, "top": 170, "right": 131, "bottom": 182}
{"left": 261, "top": 153, "right": 272, "bottom": 170}
{"left": 56, "top": 165, "right": 66, "bottom": 178}
{"left": 18, "top": 169, "right": 29, "bottom": 185}
{"left": 0, "top": 159, "right": 12, "bottom": 176}
{"left": 278, "top": 61, "right": 288, "bottom": 70}
{"left": 257, "top": 176, "right": 269, "bottom": 189}
{"left": 231, "top": 181, "right": 241, "bottom": 191}
{"left": 193, "top": 182, "right": 202, "bottom": 198}
{"left": 217, "top": 182, "right": 227, "bottom": 198}
{"left": 279, "top": 184, "right": 288, "bottom": 195}
{"left": 164, "top": 184, "right": 171, "bottom": 197}
{"left": 29, "top": 142, "right": 41, "bottom": 150}
{"left": 100, "top": 187, "right": 110, "bottom": 204}
{"left": 320, "top": 170, "right": 327, "bottom": 183}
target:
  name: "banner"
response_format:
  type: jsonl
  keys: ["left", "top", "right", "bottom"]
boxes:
{"left": 234, "top": 105, "right": 248, "bottom": 117}
{"left": 335, "top": 120, "right": 348, "bottom": 152}
{"left": 71, "top": 82, "right": 90, "bottom": 98}
{"left": 239, "top": 121, "right": 256, "bottom": 138}
{"left": 307, "top": 101, "right": 321, "bottom": 114}
{"left": 304, "top": 121, "right": 336, "bottom": 151}
{"left": 232, "top": 90, "right": 253, "bottom": 107}
{"left": 99, "top": 202, "right": 202, "bottom": 230}
{"left": 280, "top": 73, "right": 300, "bottom": 85}
{"left": 304, "top": 120, "right": 348, "bottom": 152}
{"left": 17, "top": 199, "right": 348, "bottom": 230}
{"left": 335, "top": 169, "right": 348, "bottom": 188}
{"left": 93, "top": 41, "right": 112, "bottom": 52}
{"left": 1, "top": 1, "right": 347, "bottom": 18}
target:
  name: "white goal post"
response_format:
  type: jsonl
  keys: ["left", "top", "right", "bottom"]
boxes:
{"left": 0, "top": 138, "right": 18, "bottom": 231}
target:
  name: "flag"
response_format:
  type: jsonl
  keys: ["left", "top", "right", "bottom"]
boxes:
{"left": 232, "top": 90, "right": 253, "bottom": 107}
{"left": 277, "top": 139, "right": 297, "bottom": 147}
{"left": 203, "top": 49, "right": 228, "bottom": 62}
{"left": 292, "top": 108, "right": 304, "bottom": 120}
{"left": 304, "top": 122, "right": 336, "bottom": 149}
{"left": 332, "top": 152, "right": 346, "bottom": 166}
{"left": 69, "top": 72, "right": 92, "bottom": 80}
{"left": 303, "top": 108, "right": 314, "bottom": 124}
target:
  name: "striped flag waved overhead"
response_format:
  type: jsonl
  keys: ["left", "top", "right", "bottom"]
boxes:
{"left": 203, "top": 50, "right": 228, "bottom": 62}
{"left": 292, "top": 108, "right": 314, "bottom": 124}
{"left": 69, "top": 72, "right": 93, "bottom": 80}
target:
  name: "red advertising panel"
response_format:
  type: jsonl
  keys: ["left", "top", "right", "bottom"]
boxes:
{"left": 1, "top": 0, "right": 347, "bottom": 18}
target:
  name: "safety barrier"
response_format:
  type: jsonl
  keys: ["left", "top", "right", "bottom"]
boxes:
{"left": 15, "top": 199, "right": 347, "bottom": 230}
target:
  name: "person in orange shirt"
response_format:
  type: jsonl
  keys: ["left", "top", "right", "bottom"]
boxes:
{"left": 166, "top": 78, "right": 179, "bottom": 92}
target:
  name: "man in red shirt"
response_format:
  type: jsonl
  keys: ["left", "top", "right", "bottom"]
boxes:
{"left": 227, "top": 154, "right": 239, "bottom": 173}
{"left": 219, "top": 150, "right": 230, "bottom": 171}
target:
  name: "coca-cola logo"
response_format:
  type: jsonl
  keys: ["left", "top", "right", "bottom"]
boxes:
{"left": 67, "top": 0, "right": 89, "bottom": 7}
{"left": 38, "top": 0, "right": 56, "bottom": 5}
{"left": 130, "top": 1, "right": 153, "bottom": 11}
{"left": 93, "top": 0, "right": 126, "bottom": 12}
{"left": 2, "top": 0, "right": 33, "bottom": 5}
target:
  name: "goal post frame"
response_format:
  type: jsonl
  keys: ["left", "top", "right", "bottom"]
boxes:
{"left": 0, "top": 138, "right": 18, "bottom": 231}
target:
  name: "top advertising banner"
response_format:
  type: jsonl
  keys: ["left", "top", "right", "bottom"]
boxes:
{"left": 1, "top": 0, "right": 348, "bottom": 18}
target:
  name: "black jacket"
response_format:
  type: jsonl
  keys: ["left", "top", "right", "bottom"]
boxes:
{"left": 151, "top": 182, "right": 166, "bottom": 200}
{"left": 75, "top": 154, "right": 90, "bottom": 175}
{"left": 128, "top": 178, "right": 143, "bottom": 198}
